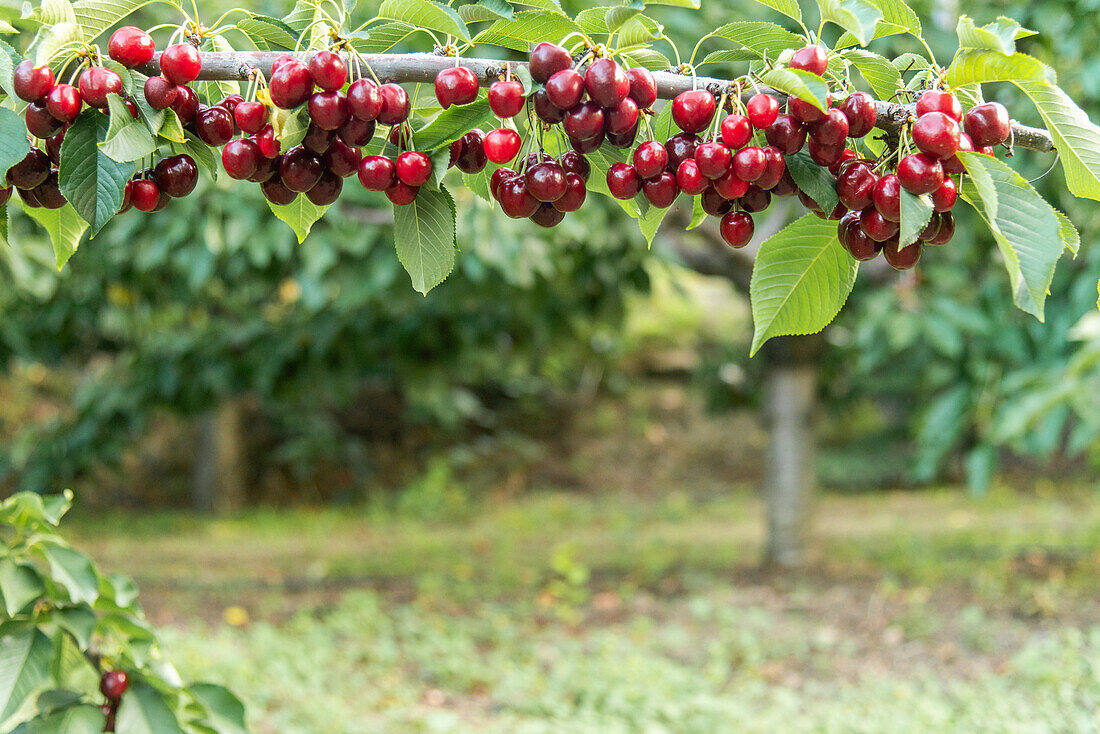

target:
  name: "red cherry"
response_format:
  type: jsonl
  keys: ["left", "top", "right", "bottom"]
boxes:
{"left": 553, "top": 173, "right": 587, "bottom": 212}
{"left": 799, "top": 188, "right": 825, "bottom": 214}
{"left": 530, "top": 202, "right": 566, "bottom": 227}
{"left": 943, "top": 133, "right": 974, "bottom": 175}
{"left": 840, "top": 214, "right": 881, "bottom": 261}
{"left": 308, "top": 90, "right": 349, "bottom": 130}
{"left": 694, "top": 142, "right": 731, "bottom": 179}
{"left": 262, "top": 175, "right": 298, "bottom": 205}
{"left": 897, "top": 152, "right": 944, "bottom": 195}
{"left": 559, "top": 151, "right": 590, "bottom": 182}
{"left": 671, "top": 90, "right": 716, "bottom": 133}
{"left": 809, "top": 108, "right": 849, "bottom": 146}
{"left": 195, "top": 105, "right": 234, "bottom": 146}
{"left": 234, "top": 101, "right": 268, "bottom": 133}
{"left": 789, "top": 93, "right": 830, "bottom": 124}
{"left": 873, "top": 174, "right": 902, "bottom": 221}
{"left": 109, "top": 27, "right": 155, "bottom": 68}
{"left": 720, "top": 211, "right": 755, "bottom": 247}
{"left": 255, "top": 124, "right": 279, "bottom": 158}
{"left": 499, "top": 176, "right": 539, "bottom": 217}
{"left": 6, "top": 149, "right": 50, "bottom": 189}
{"left": 642, "top": 171, "right": 678, "bottom": 208}
{"left": 603, "top": 126, "right": 633, "bottom": 149}
{"left": 912, "top": 111, "right": 960, "bottom": 160}
{"left": 435, "top": 66, "right": 479, "bottom": 109}
{"left": 713, "top": 168, "right": 749, "bottom": 200}
{"left": 526, "top": 160, "right": 567, "bottom": 201}
{"left": 927, "top": 212, "right": 955, "bottom": 245}
{"left": 740, "top": 185, "right": 772, "bottom": 213}
{"left": 78, "top": 67, "right": 123, "bottom": 108}
{"left": 358, "top": 155, "right": 395, "bottom": 190}
{"left": 676, "top": 159, "right": 708, "bottom": 195}
{"left": 964, "top": 102, "right": 1011, "bottom": 147}
{"left": 270, "top": 62, "right": 313, "bottom": 109}
{"left": 632, "top": 140, "right": 668, "bottom": 180}
{"left": 161, "top": 44, "right": 202, "bottom": 84}
{"left": 306, "top": 170, "right": 343, "bottom": 205}
{"left": 860, "top": 208, "right": 899, "bottom": 241}
{"left": 584, "top": 58, "right": 629, "bottom": 108}
{"left": 279, "top": 146, "right": 323, "bottom": 192}
{"left": 222, "top": 139, "right": 261, "bottom": 179}
{"left": 153, "top": 154, "right": 197, "bottom": 197}
{"left": 607, "top": 162, "right": 641, "bottom": 199}
{"left": 490, "top": 167, "right": 515, "bottom": 199}
{"left": 790, "top": 45, "right": 828, "bottom": 76}
{"left": 733, "top": 146, "right": 766, "bottom": 182}
{"left": 13, "top": 61, "right": 54, "bottom": 102}
{"left": 348, "top": 79, "right": 382, "bottom": 121}
{"left": 386, "top": 180, "right": 419, "bottom": 206}
{"left": 604, "top": 97, "right": 639, "bottom": 136}
{"left": 765, "top": 115, "right": 807, "bottom": 155}
{"left": 455, "top": 130, "right": 487, "bottom": 173}
{"left": 563, "top": 101, "right": 604, "bottom": 141}
{"left": 308, "top": 51, "right": 347, "bottom": 92}
{"left": 218, "top": 94, "right": 244, "bottom": 117}
{"left": 533, "top": 89, "right": 566, "bottom": 124}
{"left": 270, "top": 54, "right": 299, "bottom": 76}
{"left": 720, "top": 114, "right": 753, "bottom": 150}
{"left": 484, "top": 128, "right": 521, "bottom": 164}
{"left": 529, "top": 43, "right": 571, "bottom": 84}
{"left": 143, "top": 76, "right": 177, "bottom": 110}
{"left": 701, "top": 185, "right": 733, "bottom": 216}
{"left": 34, "top": 171, "right": 67, "bottom": 209}
{"left": 377, "top": 83, "right": 410, "bottom": 125}
{"left": 171, "top": 85, "right": 199, "bottom": 123}
{"left": 746, "top": 93, "right": 779, "bottom": 129}
{"left": 883, "top": 237, "right": 921, "bottom": 270}
{"left": 931, "top": 177, "right": 957, "bottom": 212}
{"left": 836, "top": 160, "right": 877, "bottom": 211}
{"left": 131, "top": 179, "right": 160, "bottom": 211}
{"left": 916, "top": 90, "right": 962, "bottom": 122}
{"left": 757, "top": 146, "right": 787, "bottom": 190}
{"left": 829, "top": 148, "right": 858, "bottom": 176}
{"left": 248, "top": 156, "right": 278, "bottom": 183}
{"left": 488, "top": 80, "right": 525, "bottom": 118}
{"left": 626, "top": 67, "right": 657, "bottom": 108}
{"left": 338, "top": 117, "right": 375, "bottom": 147}
{"left": 665, "top": 133, "right": 700, "bottom": 171}
{"left": 324, "top": 139, "right": 361, "bottom": 178}
{"left": 839, "top": 92, "right": 877, "bottom": 138}
{"left": 302, "top": 122, "right": 335, "bottom": 154}
{"left": 545, "top": 69, "right": 584, "bottom": 110}
{"left": 395, "top": 151, "right": 432, "bottom": 186}
{"left": 771, "top": 170, "right": 799, "bottom": 197}
{"left": 808, "top": 139, "right": 844, "bottom": 167}
{"left": 44, "top": 129, "right": 64, "bottom": 164}
{"left": 25, "top": 102, "right": 62, "bottom": 138}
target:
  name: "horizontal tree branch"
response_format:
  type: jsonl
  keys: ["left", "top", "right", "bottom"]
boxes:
{"left": 137, "top": 51, "right": 1055, "bottom": 154}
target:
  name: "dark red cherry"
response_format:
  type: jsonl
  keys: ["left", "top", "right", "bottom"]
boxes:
{"left": 161, "top": 44, "right": 202, "bottom": 85}
{"left": 302, "top": 122, "right": 336, "bottom": 154}
{"left": 222, "top": 139, "right": 261, "bottom": 180}
{"left": 943, "top": 133, "right": 974, "bottom": 175}
{"left": 109, "top": 26, "right": 155, "bottom": 68}
{"left": 100, "top": 671, "right": 130, "bottom": 701}
{"left": 33, "top": 171, "right": 66, "bottom": 209}
{"left": 377, "top": 83, "right": 411, "bottom": 125}
{"left": 642, "top": 171, "right": 678, "bottom": 208}
{"left": 338, "top": 116, "right": 375, "bottom": 147}
{"left": 490, "top": 167, "right": 515, "bottom": 199}
{"left": 926, "top": 212, "right": 955, "bottom": 245}
{"left": 665, "top": 133, "right": 700, "bottom": 171}
{"left": 489, "top": 80, "right": 525, "bottom": 118}
{"left": 143, "top": 76, "right": 178, "bottom": 110}
{"left": 603, "top": 126, "right": 633, "bottom": 149}
{"left": 280, "top": 146, "right": 323, "bottom": 192}
{"left": 529, "top": 43, "right": 571, "bottom": 84}
{"left": 25, "top": 102, "right": 63, "bottom": 138}
{"left": 261, "top": 175, "right": 298, "bottom": 205}
{"left": 872, "top": 174, "right": 902, "bottom": 221}
{"left": 347, "top": 79, "right": 383, "bottom": 122}
{"left": 836, "top": 160, "right": 877, "bottom": 211}
{"left": 585, "top": 58, "right": 629, "bottom": 108}
{"left": 78, "top": 67, "right": 122, "bottom": 108}
{"left": 772, "top": 170, "right": 799, "bottom": 197}
{"left": 739, "top": 185, "right": 771, "bottom": 213}
{"left": 809, "top": 108, "right": 849, "bottom": 146}
{"left": 395, "top": 151, "right": 432, "bottom": 186}
{"left": 270, "top": 62, "right": 313, "bottom": 109}
{"left": 746, "top": 93, "right": 779, "bottom": 129}
{"left": 839, "top": 92, "right": 877, "bottom": 138}
{"left": 195, "top": 106, "right": 234, "bottom": 146}
{"left": 829, "top": 148, "right": 858, "bottom": 175}
{"left": 808, "top": 139, "right": 844, "bottom": 167}
{"left": 546, "top": 69, "right": 584, "bottom": 110}
{"left": 484, "top": 128, "right": 521, "bottom": 163}
{"left": 563, "top": 101, "right": 604, "bottom": 141}
{"left": 14, "top": 61, "right": 54, "bottom": 102}
{"left": 720, "top": 114, "right": 752, "bottom": 149}
{"left": 533, "top": 89, "right": 566, "bottom": 124}
{"left": 756, "top": 146, "right": 787, "bottom": 190}
{"left": 499, "top": 176, "right": 539, "bottom": 217}
{"left": 897, "top": 152, "right": 944, "bottom": 195}
{"left": 559, "top": 151, "right": 590, "bottom": 182}
{"left": 607, "top": 162, "right": 641, "bottom": 199}
{"left": 7, "top": 149, "right": 50, "bottom": 189}
{"left": 964, "top": 102, "right": 1011, "bottom": 147}
{"left": 308, "top": 50, "right": 347, "bottom": 92}
{"left": 788, "top": 93, "right": 830, "bottom": 124}
{"left": 232, "top": 101, "right": 267, "bottom": 133}
{"left": 435, "top": 66, "right": 479, "bottom": 109}
{"left": 733, "top": 147, "right": 766, "bottom": 182}
{"left": 247, "top": 155, "right": 278, "bottom": 183}
{"left": 790, "top": 45, "right": 828, "bottom": 76}
{"left": 672, "top": 90, "right": 716, "bottom": 133}
{"left": 912, "top": 111, "right": 960, "bottom": 159}
{"left": 553, "top": 172, "right": 586, "bottom": 212}
{"left": 308, "top": 90, "right": 349, "bottom": 130}
{"left": 931, "top": 177, "right": 957, "bottom": 212}
{"left": 358, "top": 155, "right": 395, "bottom": 190}
{"left": 701, "top": 185, "right": 733, "bottom": 216}
{"left": 720, "top": 211, "right": 754, "bottom": 247}
{"left": 633, "top": 140, "right": 668, "bottom": 180}
{"left": 153, "top": 154, "right": 197, "bottom": 197}
{"left": 45, "top": 84, "right": 81, "bottom": 123}
{"left": 131, "top": 179, "right": 160, "bottom": 211}
{"left": 44, "top": 129, "right": 64, "bottom": 164}
{"left": 676, "top": 159, "right": 708, "bottom": 195}
{"left": 917, "top": 90, "right": 962, "bottom": 122}
{"left": 765, "top": 114, "right": 807, "bottom": 155}
{"left": 883, "top": 237, "right": 921, "bottom": 270}
{"left": 840, "top": 214, "right": 882, "bottom": 261}
{"left": 530, "top": 201, "right": 565, "bottom": 227}
{"left": 713, "top": 168, "right": 749, "bottom": 200}
{"left": 860, "top": 208, "right": 899, "bottom": 241}
{"left": 694, "top": 142, "right": 731, "bottom": 179}
{"left": 526, "top": 161, "right": 567, "bottom": 202}
{"left": 456, "top": 130, "right": 487, "bottom": 173}
{"left": 171, "top": 85, "right": 199, "bottom": 122}
{"left": 17, "top": 186, "right": 41, "bottom": 208}
{"left": 324, "top": 139, "right": 361, "bottom": 178}
{"left": 626, "top": 67, "right": 657, "bottom": 108}
{"left": 306, "top": 170, "right": 342, "bottom": 205}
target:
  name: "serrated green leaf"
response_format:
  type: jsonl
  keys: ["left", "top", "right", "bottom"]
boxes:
{"left": 37, "top": 542, "right": 98, "bottom": 605}
{"left": 616, "top": 15, "right": 660, "bottom": 48}
{"left": 52, "top": 605, "right": 96, "bottom": 648}
{"left": 29, "top": 0, "right": 76, "bottom": 26}
{"left": 898, "top": 189, "right": 933, "bottom": 247}
{"left": 348, "top": 21, "right": 417, "bottom": 53}
{"left": 511, "top": 0, "right": 561, "bottom": 9}
{"left": 0, "top": 629, "right": 52, "bottom": 722}
{"left": 1015, "top": 81, "right": 1100, "bottom": 203}
{"left": 618, "top": 46, "right": 671, "bottom": 71}
{"left": 837, "top": 0, "right": 920, "bottom": 46}
{"left": 393, "top": 185, "right": 456, "bottom": 294}
{"left": 26, "top": 704, "right": 105, "bottom": 734}
{"left": 177, "top": 137, "right": 217, "bottom": 182}
{"left": 34, "top": 21, "right": 82, "bottom": 66}
{"left": 785, "top": 150, "right": 838, "bottom": 212}
{"left": 472, "top": 10, "right": 579, "bottom": 52}
{"left": 944, "top": 50, "right": 1052, "bottom": 88}
{"left": 424, "top": 146, "right": 451, "bottom": 191}
{"left": 741, "top": 0, "right": 800, "bottom": 22}
{"left": 189, "top": 684, "right": 246, "bottom": 734}
{"left": 606, "top": 3, "right": 643, "bottom": 35}
{"left": 379, "top": 0, "right": 470, "bottom": 42}
{"left": 58, "top": 110, "right": 130, "bottom": 236}
{"left": 414, "top": 99, "right": 493, "bottom": 151}
{"left": 818, "top": 0, "right": 883, "bottom": 47}
{"left": 700, "top": 49, "right": 759, "bottom": 65}
{"left": 1054, "top": 207, "right": 1079, "bottom": 255}
{"left": 687, "top": 195, "right": 707, "bottom": 229}
{"left": 458, "top": 0, "right": 514, "bottom": 23}
{"left": 116, "top": 684, "right": 184, "bottom": 734}
{"left": 100, "top": 93, "right": 156, "bottom": 163}
{"left": 842, "top": 49, "right": 903, "bottom": 98}
{"left": 266, "top": 196, "right": 328, "bottom": 243}
{"left": 20, "top": 202, "right": 88, "bottom": 269}
{"left": 644, "top": 0, "right": 699, "bottom": 7}
{"left": 158, "top": 109, "right": 187, "bottom": 143}
{"left": 958, "top": 151, "right": 1066, "bottom": 321}
{"left": 236, "top": 15, "right": 298, "bottom": 50}
{"left": 760, "top": 67, "right": 831, "bottom": 112}
{"left": 637, "top": 197, "right": 670, "bottom": 245}
{"left": 956, "top": 14, "right": 1034, "bottom": 55}
{"left": 749, "top": 214, "right": 859, "bottom": 356}
{"left": 0, "top": 561, "right": 44, "bottom": 617}
{"left": 71, "top": 0, "right": 158, "bottom": 40}
{"left": 0, "top": 108, "right": 29, "bottom": 182}
{"left": 707, "top": 21, "right": 802, "bottom": 58}
{"left": 0, "top": 38, "right": 20, "bottom": 100}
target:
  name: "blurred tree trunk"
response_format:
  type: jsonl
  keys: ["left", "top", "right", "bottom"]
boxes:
{"left": 192, "top": 399, "right": 246, "bottom": 514}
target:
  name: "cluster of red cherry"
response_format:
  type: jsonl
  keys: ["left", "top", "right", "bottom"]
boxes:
{"left": 98, "top": 670, "right": 129, "bottom": 732}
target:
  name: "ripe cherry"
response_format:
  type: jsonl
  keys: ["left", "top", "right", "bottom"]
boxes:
{"left": 559, "top": 150, "right": 590, "bottom": 181}
{"left": 358, "top": 155, "right": 396, "bottom": 190}
{"left": 7, "top": 149, "right": 50, "bottom": 189}
{"left": 219, "top": 94, "right": 244, "bottom": 117}
{"left": 153, "top": 154, "right": 198, "bottom": 197}
{"left": 270, "top": 54, "right": 299, "bottom": 76}
{"left": 765, "top": 114, "right": 807, "bottom": 155}
{"left": 195, "top": 106, "right": 234, "bottom": 146}
{"left": 488, "top": 80, "right": 525, "bottom": 118}
{"left": 529, "top": 42, "right": 572, "bottom": 84}
{"left": 131, "top": 179, "right": 161, "bottom": 211}
{"left": 533, "top": 89, "right": 566, "bottom": 124}
{"left": 665, "top": 133, "right": 700, "bottom": 171}
{"left": 255, "top": 124, "right": 279, "bottom": 158}
{"left": 324, "top": 139, "right": 361, "bottom": 178}
{"left": 78, "top": 67, "right": 123, "bottom": 108}
{"left": 435, "top": 66, "right": 479, "bottom": 109}
{"left": 585, "top": 58, "right": 629, "bottom": 108}
{"left": 790, "top": 45, "right": 828, "bottom": 76}
{"left": 772, "top": 170, "right": 799, "bottom": 197}
{"left": 234, "top": 101, "right": 268, "bottom": 133}
{"left": 308, "top": 90, "right": 349, "bottom": 130}
{"left": 860, "top": 208, "right": 899, "bottom": 241}
{"left": 694, "top": 142, "right": 731, "bottom": 179}
{"left": 248, "top": 156, "right": 278, "bottom": 183}
{"left": 810, "top": 108, "right": 849, "bottom": 146}
{"left": 633, "top": 140, "right": 668, "bottom": 180}
{"left": 395, "top": 151, "right": 432, "bottom": 187}
{"left": 490, "top": 167, "right": 515, "bottom": 199}
{"left": 746, "top": 93, "right": 779, "bottom": 129}
{"left": 873, "top": 174, "right": 902, "bottom": 221}
{"left": 713, "top": 168, "right": 749, "bottom": 200}
{"left": 45, "top": 129, "right": 65, "bottom": 164}
{"left": 912, "top": 111, "right": 960, "bottom": 160}
{"left": 964, "top": 102, "right": 1011, "bottom": 147}
{"left": 931, "top": 177, "right": 957, "bottom": 212}
{"left": 642, "top": 171, "right": 678, "bottom": 208}
{"left": 607, "top": 162, "right": 642, "bottom": 199}
{"left": 553, "top": 173, "right": 587, "bottom": 212}
{"left": 916, "top": 90, "right": 962, "bottom": 121}
{"left": 546, "top": 69, "right": 584, "bottom": 110}
{"left": 840, "top": 214, "right": 881, "bottom": 261}
{"left": 672, "top": 90, "right": 716, "bottom": 133}
{"left": 757, "top": 146, "right": 787, "bottom": 190}
{"left": 626, "top": 67, "right": 657, "bottom": 108}
{"left": 897, "top": 152, "right": 944, "bottom": 195}
{"left": 739, "top": 185, "right": 771, "bottom": 213}
{"left": 270, "top": 62, "right": 313, "bottom": 109}
{"left": 602, "top": 126, "right": 633, "bottom": 149}
{"left": 789, "top": 93, "right": 829, "bottom": 124}
{"left": 838, "top": 92, "right": 877, "bottom": 138}
{"left": 720, "top": 114, "right": 753, "bottom": 150}
{"left": 14, "top": 61, "right": 54, "bottom": 102}
{"left": 34, "top": 172, "right": 66, "bottom": 209}
{"left": 526, "top": 161, "right": 567, "bottom": 202}
{"left": 927, "top": 212, "right": 955, "bottom": 245}
{"left": 676, "top": 159, "right": 708, "bottom": 195}
{"left": 25, "top": 103, "right": 62, "bottom": 138}
{"left": 171, "top": 85, "right": 199, "bottom": 123}
{"left": 808, "top": 139, "right": 844, "bottom": 167}
{"left": 222, "top": 139, "right": 261, "bottom": 179}
{"left": 302, "top": 122, "right": 336, "bottom": 154}
{"left": 377, "top": 83, "right": 411, "bottom": 125}
{"left": 262, "top": 175, "right": 298, "bottom": 205}
{"left": 830, "top": 148, "right": 858, "bottom": 176}
{"left": 733, "top": 146, "right": 767, "bottom": 182}
{"left": 108, "top": 27, "right": 155, "bottom": 68}
{"left": 530, "top": 202, "right": 565, "bottom": 228}
{"left": 143, "top": 75, "right": 177, "bottom": 110}
{"left": 836, "top": 160, "right": 877, "bottom": 211}
{"left": 306, "top": 170, "right": 342, "bottom": 205}
{"left": 484, "top": 128, "right": 521, "bottom": 164}
{"left": 720, "top": 211, "right": 755, "bottom": 247}
{"left": 280, "top": 146, "right": 323, "bottom": 192}
{"left": 605, "top": 97, "right": 639, "bottom": 135}
{"left": 883, "top": 237, "right": 921, "bottom": 270}
{"left": 563, "top": 101, "right": 604, "bottom": 141}
{"left": 701, "top": 185, "right": 733, "bottom": 216}
{"left": 161, "top": 44, "right": 202, "bottom": 84}
{"left": 455, "top": 130, "right": 487, "bottom": 173}
{"left": 943, "top": 133, "right": 974, "bottom": 175}
{"left": 348, "top": 79, "right": 382, "bottom": 121}
{"left": 100, "top": 671, "right": 130, "bottom": 701}
{"left": 308, "top": 51, "right": 347, "bottom": 91}
{"left": 338, "top": 116, "right": 375, "bottom": 147}
{"left": 499, "top": 176, "right": 539, "bottom": 217}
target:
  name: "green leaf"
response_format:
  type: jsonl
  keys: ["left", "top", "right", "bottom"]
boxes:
{"left": 235, "top": 14, "right": 298, "bottom": 50}
{"left": 29, "top": 0, "right": 76, "bottom": 26}
{"left": 393, "top": 185, "right": 456, "bottom": 294}
{"left": 177, "top": 137, "right": 217, "bottom": 182}
{"left": 157, "top": 109, "right": 187, "bottom": 143}
{"left": 785, "top": 151, "right": 839, "bottom": 212}
{"left": 348, "top": 22, "right": 417, "bottom": 53}
{"left": 842, "top": 49, "right": 903, "bottom": 98}
{"left": 817, "top": 0, "right": 883, "bottom": 47}
{"left": 617, "top": 46, "right": 671, "bottom": 71}
{"left": 52, "top": 605, "right": 97, "bottom": 648}
{"left": 58, "top": 110, "right": 130, "bottom": 237}
{"left": 944, "top": 50, "right": 1052, "bottom": 88}
{"left": 414, "top": 99, "right": 493, "bottom": 152}
{"left": 71, "top": 0, "right": 159, "bottom": 40}
{"left": 760, "top": 68, "right": 831, "bottom": 112}
{"left": 958, "top": 151, "right": 1067, "bottom": 321}
{"left": 742, "top": 0, "right": 801, "bottom": 23}
{"left": 837, "top": 0, "right": 920, "bottom": 46}
{"left": 956, "top": 14, "right": 1035, "bottom": 55}
{"left": 458, "top": 0, "right": 515, "bottom": 23}
{"left": 0, "top": 38, "right": 21, "bottom": 100}
{"left": 606, "top": 3, "right": 643, "bottom": 35}
{"left": 267, "top": 196, "right": 328, "bottom": 244}
{"left": 37, "top": 542, "right": 98, "bottom": 606}
{"left": 0, "top": 108, "right": 30, "bottom": 182}
{"left": 637, "top": 198, "right": 670, "bottom": 245}
{"left": 115, "top": 684, "right": 185, "bottom": 734}
{"left": 188, "top": 684, "right": 246, "bottom": 734}
{"left": 1055, "top": 207, "right": 1079, "bottom": 255}
{"left": 424, "top": 146, "right": 451, "bottom": 191}
{"left": 0, "top": 562, "right": 44, "bottom": 617}
{"left": 644, "top": 0, "right": 699, "bottom": 7}
{"left": 687, "top": 195, "right": 707, "bottom": 229}
{"left": 699, "top": 49, "right": 759, "bottom": 65}
{"left": 100, "top": 93, "right": 156, "bottom": 163}
{"left": 1015, "top": 81, "right": 1100, "bottom": 203}
{"left": 707, "top": 21, "right": 802, "bottom": 58}
{"left": 616, "top": 15, "right": 660, "bottom": 48}
{"left": 34, "top": 21, "right": 83, "bottom": 66}
{"left": 26, "top": 704, "right": 105, "bottom": 734}
{"left": 20, "top": 202, "right": 88, "bottom": 269}
{"left": 749, "top": 214, "right": 859, "bottom": 356}
{"left": 898, "top": 189, "right": 933, "bottom": 247}
{"left": 378, "top": 0, "right": 470, "bottom": 42}
{"left": 472, "top": 10, "right": 579, "bottom": 52}
{"left": 0, "top": 629, "right": 52, "bottom": 722}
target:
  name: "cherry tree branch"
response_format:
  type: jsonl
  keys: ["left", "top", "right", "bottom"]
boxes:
{"left": 138, "top": 51, "right": 1056, "bottom": 154}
